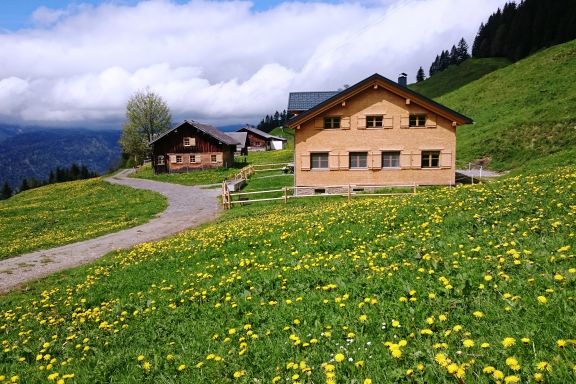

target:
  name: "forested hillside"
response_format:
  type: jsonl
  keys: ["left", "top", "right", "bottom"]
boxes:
{"left": 0, "top": 129, "right": 121, "bottom": 189}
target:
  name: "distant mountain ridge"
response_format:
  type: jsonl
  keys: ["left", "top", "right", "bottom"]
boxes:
{"left": 0, "top": 128, "right": 122, "bottom": 189}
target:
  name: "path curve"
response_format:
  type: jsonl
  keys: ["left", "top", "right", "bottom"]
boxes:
{"left": 0, "top": 169, "right": 222, "bottom": 293}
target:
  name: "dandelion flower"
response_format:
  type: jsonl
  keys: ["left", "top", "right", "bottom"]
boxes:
{"left": 502, "top": 337, "right": 516, "bottom": 347}
{"left": 334, "top": 353, "right": 345, "bottom": 363}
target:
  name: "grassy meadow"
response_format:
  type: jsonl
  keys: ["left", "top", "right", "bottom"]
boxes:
{"left": 409, "top": 57, "right": 511, "bottom": 99}
{"left": 438, "top": 40, "right": 576, "bottom": 170}
{"left": 0, "top": 178, "right": 166, "bottom": 260}
{"left": 1, "top": 166, "right": 575, "bottom": 383}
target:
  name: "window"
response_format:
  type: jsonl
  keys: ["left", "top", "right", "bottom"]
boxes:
{"left": 421, "top": 151, "right": 440, "bottom": 168}
{"left": 190, "top": 154, "right": 196, "bottom": 163}
{"left": 310, "top": 153, "right": 329, "bottom": 169}
{"left": 211, "top": 154, "right": 218, "bottom": 163}
{"left": 157, "top": 155, "right": 165, "bottom": 165}
{"left": 349, "top": 152, "right": 368, "bottom": 169}
{"left": 409, "top": 114, "right": 426, "bottom": 127}
{"left": 366, "top": 115, "right": 383, "bottom": 128}
{"left": 382, "top": 151, "right": 400, "bottom": 168}
{"left": 176, "top": 155, "right": 183, "bottom": 164}
{"left": 324, "top": 117, "right": 341, "bottom": 129}
{"left": 183, "top": 137, "right": 195, "bottom": 146}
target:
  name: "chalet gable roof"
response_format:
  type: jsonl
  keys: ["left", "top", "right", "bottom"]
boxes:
{"left": 287, "top": 73, "right": 473, "bottom": 128}
{"left": 149, "top": 120, "right": 239, "bottom": 146}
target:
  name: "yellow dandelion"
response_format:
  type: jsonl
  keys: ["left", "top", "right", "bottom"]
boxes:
{"left": 334, "top": 353, "right": 345, "bottom": 363}
{"left": 502, "top": 337, "right": 516, "bottom": 347}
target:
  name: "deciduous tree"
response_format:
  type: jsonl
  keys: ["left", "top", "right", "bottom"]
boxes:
{"left": 120, "top": 89, "right": 172, "bottom": 164}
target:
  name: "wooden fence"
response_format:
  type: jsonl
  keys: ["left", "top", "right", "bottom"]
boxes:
{"left": 221, "top": 183, "right": 417, "bottom": 209}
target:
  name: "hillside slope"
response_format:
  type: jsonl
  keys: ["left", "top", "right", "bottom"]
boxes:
{"left": 0, "top": 129, "right": 121, "bottom": 189}
{"left": 437, "top": 39, "right": 576, "bottom": 170}
{"left": 409, "top": 58, "right": 510, "bottom": 98}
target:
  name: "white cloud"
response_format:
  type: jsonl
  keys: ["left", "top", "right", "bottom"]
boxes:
{"left": 0, "top": 0, "right": 507, "bottom": 127}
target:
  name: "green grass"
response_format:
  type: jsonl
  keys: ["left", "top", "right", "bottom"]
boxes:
{"left": 0, "top": 178, "right": 166, "bottom": 260}
{"left": 1, "top": 165, "right": 575, "bottom": 383}
{"left": 437, "top": 40, "right": 576, "bottom": 171}
{"left": 409, "top": 58, "right": 511, "bottom": 99}
{"left": 132, "top": 163, "right": 244, "bottom": 186}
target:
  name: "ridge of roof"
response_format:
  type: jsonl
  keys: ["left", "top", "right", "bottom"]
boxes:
{"left": 287, "top": 73, "right": 473, "bottom": 127}
{"left": 149, "top": 120, "right": 239, "bottom": 146}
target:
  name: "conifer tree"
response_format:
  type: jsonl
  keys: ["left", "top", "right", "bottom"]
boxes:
{"left": 1, "top": 182, "right": 12, "bottom": 200}
{"left": 416, "top": 67, "right": 426, "bottom": 82}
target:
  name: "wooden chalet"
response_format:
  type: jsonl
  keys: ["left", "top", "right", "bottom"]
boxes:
{"left": 287, "top": 73, "right": 473, "bottom": 194}
{"left": 150, "top": 120, "right": 238, "bottom": 174}
{"left": 237, "top": 126, "right": 287, "bottom": 151}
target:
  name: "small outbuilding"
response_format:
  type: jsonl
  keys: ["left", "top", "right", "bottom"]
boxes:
{"left": 150, "top": 120, "right": 239, "bottom": 174}
{"left": 237, "top": 126, "right": 288, "bottom": 151}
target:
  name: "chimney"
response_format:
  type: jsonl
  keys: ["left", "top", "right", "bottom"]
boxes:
{"left": 398, "top": 73, "right": 407, "bottom": 87}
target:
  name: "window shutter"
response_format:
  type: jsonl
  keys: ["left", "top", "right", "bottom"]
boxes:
{"left": 301, "top": 153, "right": 311, "bottom": 170}
{"left": 169, "top": 155, "right": 177, "bottom": 163}
{"left": 216, "top": 154, "right": 223, "bottom": 162}
{"left": 341, "top": 117, "right": 350, "bottom": 130}
{"left": 339, "top": 152, "right": 349, "bottom": 169}
{"left": 369, "top": 151, "right": 381, "bottom": 169}
{"left": 357, "top": 116, "right": 366, "bottom": 129}
{"left": 383, "top": 117, "right": 393, "bottom": 129}
{"left": 400, "top": 152, "right": 411, "bottom": 169}
{"left": 314, "top": 117, "right": 324, "bottom": 129}
{"left": 426, "top": 114, "right": 437, "bottom": 128}
{"left": 329, "top": 152, "right": 340, "bottom": 170}
{"left": 400, "top": 115, "right": 409, "bottom": 129}
{"left": 440, "top": 150, "right": 452, "bottom": 168}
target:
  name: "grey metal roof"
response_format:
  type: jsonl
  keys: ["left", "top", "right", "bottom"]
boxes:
{"left": 237, "top": 126, "right": 287, "bottom": 141}
{"left": 149, "top": 120, "right": 239, "bottom": 146}
{"left": 226, "top": 132, "right": 247, "bottom": 149}
{"left": 287, "top": 91, "right": 339, "bottom": 112}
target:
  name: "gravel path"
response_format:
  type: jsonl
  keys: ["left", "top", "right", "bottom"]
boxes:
{"left": 0, "top": 169, "right": 222, "bottom": 293}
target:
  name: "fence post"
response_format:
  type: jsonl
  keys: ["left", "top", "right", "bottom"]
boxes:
{"left": 283, "top": 187, "right": 288, "bottom": 204}
{"left": 348, "top": 184, "right": 351, "bottom": 200}
{"left": 413, "top": 182, "right": 417, "bottom": 194}
{"left": 222, "top": 181, "right": 228, "bottom": 209}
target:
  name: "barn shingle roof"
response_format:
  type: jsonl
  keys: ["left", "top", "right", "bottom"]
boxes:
{"left": 149, "top": 120, "right": 239, "bottom": 146}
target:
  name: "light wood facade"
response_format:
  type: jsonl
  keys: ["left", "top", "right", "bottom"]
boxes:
{"left": 288, "top": 74, "right": 472, "bottom": 192}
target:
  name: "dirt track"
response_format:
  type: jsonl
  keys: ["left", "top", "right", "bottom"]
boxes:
{"left": 0, "top": 169, "right": 221, "bottom": 293}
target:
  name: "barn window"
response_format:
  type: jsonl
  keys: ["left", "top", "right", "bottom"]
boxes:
{"left": 366, "top": 115, "right": 383, "bottom": 128}
{"left": 323, "top": 117, "right": 341, "bottom": 129}
{"left": 310, "top": 153, "right": 328, "bottom": 169}
{"left": 183, "top": 137, "right": 196, "bottom": 146}
{"left": 157, "top": 155, "right": 165, "bottom": 165}
{"left": 176, "top": 155, "right": 183, "bottom": 164}
{"left": 190, "top": 154, "right": 196, "bottom": 163}
{"left": 349, "top": 152, "right": 368, "bottom": 169}
{"left": 421, "top": 151, "right": 440, "bottom": 168}
{"left": 211, "top": 154, "right": 217, "bottom": 163}
{"left": 382, "top": 151, "right": 400, "bottom": 168}
{"left": 409, "top": 114, "right": 426, "bottom": 127}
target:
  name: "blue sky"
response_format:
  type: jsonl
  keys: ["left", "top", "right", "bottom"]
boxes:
{"left": 0, "top": 0, "right": 506, "bottom": 127}
{"left": 0, "top": 0, "right": 341, "bottom": 30}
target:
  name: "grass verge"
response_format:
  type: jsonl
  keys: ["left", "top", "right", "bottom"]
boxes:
{"left": 0, "top": 178, "right": 167, "bottom": 260}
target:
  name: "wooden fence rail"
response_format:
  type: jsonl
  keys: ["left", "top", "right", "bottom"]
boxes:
{"left": 221, "top": 183, "right": 417, "bottom": 209}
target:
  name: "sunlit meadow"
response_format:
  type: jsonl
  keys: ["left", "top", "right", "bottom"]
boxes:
{"left": 0, "top": 178, "right": 166, "bottom": 259}
{"left": 0, "top": 167, "right": 575, "bottom": 383}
